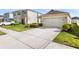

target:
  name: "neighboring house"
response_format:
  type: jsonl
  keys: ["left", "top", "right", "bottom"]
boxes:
{"left": 72, "top": 17, "right": 79, "bottom": 25}
{"left": 0, "top": 15, "right": 4, "bottom": 22}
{"left": 39, "top": 10, "right": 71, "bottom": 28}
{"left": 4, "top": 12, "right": 13, "bottom": 21}
{"left": 0, "top": 15, "right": 4, "bottom": 20}
{"left": 13, "top": 9, "right": 42, "bottom": 24}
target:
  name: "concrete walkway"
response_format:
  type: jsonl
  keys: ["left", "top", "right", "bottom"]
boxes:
{"left": 0, "top": 27, "right": 75, "bottom": 49}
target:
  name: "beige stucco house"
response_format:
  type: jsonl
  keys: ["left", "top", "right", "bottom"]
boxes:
{"left": 72, "top": 17, "right": 79, "bottom": 26}
{"left": 39, "top": 10, "right": 72, "bottom": 28}
{"left": 13, "top": 9, "right": 42, "bottom": 24}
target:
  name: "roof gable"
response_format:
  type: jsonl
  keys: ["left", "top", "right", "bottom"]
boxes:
{"left": 47, "top": 10, "right": 68, "bottom": 14}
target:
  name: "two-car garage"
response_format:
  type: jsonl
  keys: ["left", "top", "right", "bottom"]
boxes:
{"left": 40, "top": 10, "right": 71, "bottom": 28}
{"left": 42, "top": 17, "right": 66, "bottom": 28}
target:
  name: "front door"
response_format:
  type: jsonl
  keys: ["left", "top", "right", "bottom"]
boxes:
{"left": 21, "top": 18, "right": 25, "bottom": 25}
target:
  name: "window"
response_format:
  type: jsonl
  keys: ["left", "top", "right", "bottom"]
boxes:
{"left": 13, "top": 13, "right": 16, "bottom": 16}
{"left": 65, "top": 17, "right": 67, "bottom": 19}
{"left": 22, "top": 10, "right": 27, "bottom": 14}
{"left": 17, "top": 11, "right": 21, "bottom": 15}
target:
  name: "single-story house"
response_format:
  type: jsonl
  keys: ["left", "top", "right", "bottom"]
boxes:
{"left": 13, "top": 9, "right": 42, "bottom": 24}
{"left": 39, "top": 10, "right": 72, "bottom": 28}
{"left": 72, "top": 17, "right": 79, "bottom": 25}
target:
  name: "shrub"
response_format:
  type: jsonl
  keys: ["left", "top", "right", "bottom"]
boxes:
{"left": 25, "top": 23, "right": 39, "bottom": 28}
{"left": 30, "top": 23, "right": 39, "bottom": 28}
{"left": 24, "top": 24, "right": 30, "bottom": 28}
{"left": 39, "top": 23, "right": 43, "bottom": 27}
{"left": 63, "top": 24, "right": 71, "bottom": 31}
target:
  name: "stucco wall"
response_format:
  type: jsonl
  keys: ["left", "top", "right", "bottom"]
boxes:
{"left": 9, "top": 13, "right": 13, "bottom": 18}
{"left": 41, "top": 13, "right": 71, "bottom": 24}
{"left": 14, "top": 15, "right": 22, "bottom": 23}
{"left": 40, "top": 13, "right": 71, "bottom": 28}
{"left": 42, "top": 14, "right": 66, "bottom": 22}
{"left": 72, "top": 19, "right": 79, "bottom": 26}
{"left": 66, "top": 15, "right": 71, "bottom": 24}
{"left": 27, "top": 10, "right": 38, "bottom": 24}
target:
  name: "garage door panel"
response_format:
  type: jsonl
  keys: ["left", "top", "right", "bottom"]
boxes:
{"left": 42, "top": 18, "right": 66, "bottom": 28}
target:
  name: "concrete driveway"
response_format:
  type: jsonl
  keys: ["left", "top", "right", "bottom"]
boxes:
{"left": 0, "top": 27, "right": 61, "bottom": 49}
{"left": 22, "top": 28, "right": 61, "bottom": 41}
{"left": 0, "top": 35, "right": 31, "bottom": 49}
{"left": 19, "top": 28, "right": 61, "bottom": 48}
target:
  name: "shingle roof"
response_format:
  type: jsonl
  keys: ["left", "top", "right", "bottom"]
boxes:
{"left": 38, "top": 10, "right": 70, "bottom": 18}
{"left": 47, "top": 10, "right": 68, "bottom": 14}
{"left": 0, "top": 15, "right": 3, "bottom": 17}
{"left": 72, "top": 17, "right": 79, "bottom": 19}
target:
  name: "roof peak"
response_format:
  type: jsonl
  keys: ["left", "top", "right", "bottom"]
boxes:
{"left": 47, "top": 10, "right": 68, "bottom": 14}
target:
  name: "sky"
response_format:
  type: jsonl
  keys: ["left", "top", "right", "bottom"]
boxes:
{"left": 0, "top": 9, "right": 79, "bottom": 17}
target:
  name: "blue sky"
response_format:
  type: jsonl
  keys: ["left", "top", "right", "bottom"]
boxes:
{"left": 0, "top": 9, "right": 79, "bottom": 17}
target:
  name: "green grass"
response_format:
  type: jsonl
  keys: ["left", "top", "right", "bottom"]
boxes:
{"left": 0, "top": 31, "right": 6, "bottom": 35}
{"left": 2, "top": 24, "right": 33, "bottom": 32}
{"left": 53, "top": 23, "right": 79, "bottom": 48}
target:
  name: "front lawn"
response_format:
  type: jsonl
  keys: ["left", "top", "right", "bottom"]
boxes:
{"left": 0, "top": 31, "right": 6, "bottom": 35}
{"left": 53, "top": 23, "right": 79, "bottom": 48}
{"left": 2, "top": 24, "right": 33, "bottom": 32}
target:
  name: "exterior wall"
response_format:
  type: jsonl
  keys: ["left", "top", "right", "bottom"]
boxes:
{"left": 41, "top": 13, "right": 71, "bottom": 28}
{"left": 41, "top": 14, "right": 68, "bottom": 23}
{"left": 13, "top": 10, "right": 41, "bottom": 24}
{"left": 72, "top": 19, "right": 77, "bottom": 23}
{"left": 38, "top": 13, "right": 42, "bottom": 23}
{"left": 41, "top": 14, "right": 67, "bottom": 19}
{"left": 27, "top": 10, "right": 38, "bottom": 24}
{"left": 3, "top": 9, "right": 41, "bottom": 24}
{"left": 41, "top": 13, "right": 71, "bottom": 24}
{"left": 4, "top": 13, "right": 13, "bottom": 19}
{"left": 13, "top": 10, "right": 28, "bottom": 24}
{"left": 4, "top": 13, "right": 9, "bottom": 19}
{"left": 9, "top": 13, "right": 13, "bottom": 19}
{"left": 14, "top": 15, "right": 22, "bottom": 23}
{"left": 66, "top": 15, "right": 71, "bottom": 24}
{"left": 72, "top": 19, "right": 79, "bottom": 26}
{"left": 13, "top": 11, "right": 21, "bottom": 23}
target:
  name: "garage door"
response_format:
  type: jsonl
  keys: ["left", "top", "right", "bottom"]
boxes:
{"left": 42, "top": 18, "right": 66, "bottom": 28}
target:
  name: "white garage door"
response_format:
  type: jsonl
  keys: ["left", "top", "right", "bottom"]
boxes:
{"left": 42, "top": 18, "right": 66, "bottom": 28}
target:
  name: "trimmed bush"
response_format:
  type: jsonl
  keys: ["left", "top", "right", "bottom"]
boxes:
{"left": 30, "top": 23, "right": 39, "bottom": 28}
{"left": 25, "top": 23, "right": 39, "bottom": 28}
{"left": 24, "top": 24, "right": 29, "bottom": 28}
{"left": 39, "top": 23, "right": 43, "bottom": 27}
{"left": 63, "top": 24, "right": 71, "bottom": 31}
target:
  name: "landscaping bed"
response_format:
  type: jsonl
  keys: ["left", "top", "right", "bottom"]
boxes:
{"left": 53, "top": 23, "right": 79, "bottom": 48}
{"left": 2, "top": 23, "right": 42, "bottom": 32}
{"left": 2, "top": 24, "right": 33, "bottom": 32}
